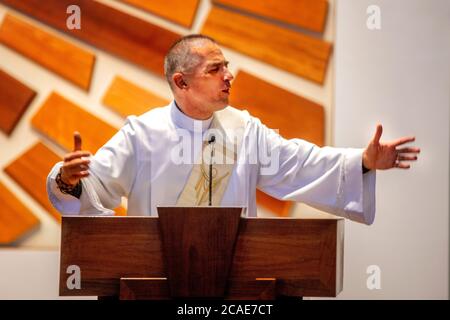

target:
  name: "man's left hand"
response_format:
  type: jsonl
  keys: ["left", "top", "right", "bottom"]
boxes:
{"left": 363, "top": 124, "right": 420, "bottom": 170}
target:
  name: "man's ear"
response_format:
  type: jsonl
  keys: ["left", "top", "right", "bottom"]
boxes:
{"left": 173, "top": 73, "right": 188, "bottom": 90}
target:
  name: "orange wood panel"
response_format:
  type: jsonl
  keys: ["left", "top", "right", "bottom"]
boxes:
{"left": 102, "top": 76, "right": 169, "bottom": 117}
{"left": 0, "top": 181, "right": 40, "bottom": 244}
{"left": 4, "top": 142, "right": 63, "bottom": 222}
{"left": 230, "top": 71, "right": 325, "bottom": 217}
{"left": 31, "top": 92, "right": 118, "bottom": 154}
{"left": 5, "top": 142, "right": 127, "bottom": 221}
{"left": 230, "top": 71, "right": 324, "bottom": 145}
{"left": 0, "top": 69, "right": 36, "bottom": 135}
{"left": 256, "top": 191, "right": 293, "bottom": 217}
{"left": 0, "top": 14, "right": 95, "bottom": 91}
{"left": 119, "top": 0, "right": 200, "bottom": 28}
{"left": 0, "top": 0, "right": 181, "bottom": 77}
{"left": 214, "top": 0, "right": 328, "bottom": 33}
{"left": 114, "top": 206, "right": 127, "bottom": 216}
{"left": 202, "top": 6, "right": 332, "bottom": 84}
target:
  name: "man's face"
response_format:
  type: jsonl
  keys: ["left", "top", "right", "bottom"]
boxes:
{"left": 184, "top": 42, "right": 234, "bottom": 114}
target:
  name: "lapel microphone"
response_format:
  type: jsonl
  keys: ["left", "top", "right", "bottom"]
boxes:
{"left": 208, "top": 135, "right": 216, "bottom": 206}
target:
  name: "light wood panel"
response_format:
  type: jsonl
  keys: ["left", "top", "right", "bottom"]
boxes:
{"left": 30, "top": 94, "right": 127, "bottom": 216}
{"left": 230, "top": 71, "right": 325, "bottom": 217}
{"left": 214, "top": 0, "right": 328, "bottom": 33}
{"left": 118, "top": 0, "right": 200, "bottom": 28}
{"left": 5, "top": 142, "right": 64, "bottom": 222}
{"left": 202, "top": 6, "right": 332, "bottom": 84}
{"left": 0, "top": 0, "right": 181, "bottom": 77}
{"left": 0, "top": 182, "right": 40, "bottom": 244}
{"left": 0, "top": 69, "right": 36, "bottom": 135}
{"left": 5, "top": 142, "right": 127, "bottom": 221}
{"left": 0, "top": 14, "right": 95, "bottom": 91}
{"left": 102, "top": 76, "right": 169, "bottom": 117}
{"left": 31, "top": 92, "right": 118, "bottom": 153}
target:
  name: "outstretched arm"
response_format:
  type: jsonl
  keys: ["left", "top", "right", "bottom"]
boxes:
{"left": 363, "top": 124, "right": 420, "bottom": 170}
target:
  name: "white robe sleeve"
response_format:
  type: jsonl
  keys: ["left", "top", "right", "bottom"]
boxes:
{"left": 46, "top": 117, "right": 139, "bottom": 215}
{"left": 255, "top": 121, "right": 376, "bottom": 225}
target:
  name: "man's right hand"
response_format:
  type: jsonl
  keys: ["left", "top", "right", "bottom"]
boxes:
{"left": 60, "top": 131, "right": 92, "bottom": 186}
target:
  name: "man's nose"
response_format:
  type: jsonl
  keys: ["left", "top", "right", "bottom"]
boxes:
{"left": 224, "top": 68, "right": 234, "bottom": 82}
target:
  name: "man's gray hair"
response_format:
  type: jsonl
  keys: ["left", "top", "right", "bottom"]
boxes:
{"left": 164, "top": 34, "right": 217, "bottom": 90}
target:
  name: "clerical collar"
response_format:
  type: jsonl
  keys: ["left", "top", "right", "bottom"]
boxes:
{"left": 170, "top": 100, "right": 213, "bottom": 132}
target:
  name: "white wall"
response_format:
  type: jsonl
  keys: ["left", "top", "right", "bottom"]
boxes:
{"left": 334, "top": 0, "right": 449, "bottom": 299}
{"left": 0, "top": 249, "right": 94, "bottom": 299}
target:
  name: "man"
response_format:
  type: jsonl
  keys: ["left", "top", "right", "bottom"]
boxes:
{"left": 47, "top": 34, "right": 420, "bottom": 224}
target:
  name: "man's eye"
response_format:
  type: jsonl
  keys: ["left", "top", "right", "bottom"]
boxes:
{"left": 210, "top": 67, "right": 219, "bottom": 72}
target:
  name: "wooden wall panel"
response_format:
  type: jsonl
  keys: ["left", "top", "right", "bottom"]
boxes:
{"left": 0, "top": 14, "right": 95, "bottom": 91}
{"left": 0, "top": 0, "right": 181, "bottom": 77}
{"left": 214, "top": 0, "right": 328, "bottom": 33}
{"left": 102, "top": 76, "right": 169, "bottom": 117}
{"left": 5, "top": 142, "right": 127, "bottom": 221}
{"left": 230, "top": 71, "right": 325, "bottom": 217}
{"left": 118, "top": 0, "right": 200, "bottom": 28}
{"left": 0, "top": 69, "right": 36, "bottom": 135}
{"left": 202, "top": 6, "right": 332, "bottom": 84}
{"left": 256, "top": 191, "right": 293, "bottom": 217}
{"left": 230, "top": 71, "right": 324, "bottom": 145}
{"left": 31, "top": 92, "right": 118, "bottom": 153}
{"left": 0, "top": 181, "right": 40, "bottom": 244}
{"left": 5, "top": 142, "right": 63, "bottom": 222}
{"left": 30, "top": 93, "right": 127, "bottom": 215}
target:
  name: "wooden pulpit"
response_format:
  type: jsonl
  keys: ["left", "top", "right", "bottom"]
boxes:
{"left": 59, "top": 207, "right": 344, "bottom": 299}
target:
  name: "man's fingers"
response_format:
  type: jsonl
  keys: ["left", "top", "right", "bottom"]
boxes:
{"left": 398, "top": 155, "right": 418, "bottom": 161}
{"left": 64, "top": 159, "right": 90, "bottom": 171}
{"left": 73, "top": 131, "right": 82, "bottom": 152}
{"left": 392, "top": 136, "right": 415, "bottom": 147}
{"left": 395, "top": 162, "right": 411, "bottom": 169}
{"left": 74, "top": 171, "right": 90, "bottom": 178}
{"left": 67, "top": 157, "right": 90, "bottom": 166}
{"left": 397, "top": 147, "right": 421, "bottom": 154}
{"left": 64, "top": 151, "right": 92, "bottom": 162}
{"left": 372, "top": 124, "right": 383, "bottom": 144}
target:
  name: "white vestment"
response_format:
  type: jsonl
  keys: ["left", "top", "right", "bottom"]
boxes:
{"left": 47, "top": 101, "right": 376, "bottom": 224}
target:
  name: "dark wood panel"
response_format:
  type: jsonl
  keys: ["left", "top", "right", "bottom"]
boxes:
{"left": 118, "top": 0, "right": 200, "bottom": 28}
{"left": 31, "top": 92, "right": 118, "bottom": 153}
{"left": 59, "top": 216, "right": 343, "bottom": 297}
{"left": 202, "top": 6, "right": 332, "bottom": 84}
{"left": 102, "top": 76, "right": 169, "bottom": 117}
{"left": 157, "top": 207, "right": 242, "bottom": 297}
{"left": 119, "top": 278, "right": 278, "bottom": 300}
{"left": 0, "top": 14, "right": 95, "bottom": 90}
{"left": 214, "top": 0, "right": 328, "bottom": 33}
{"left": 0, "top": 181, "right": 40, "bottom": 244}
{"left": 0, "top": 0, "right": 181, "bottom": 77}
{"left": 60, "top": 216, "right": 166, "bottom": 296}
{"left": 120, "top": 278, "right": 169, "bottom": 300}
{"left": 0, "top": 69, "right": 36, "bottom": 135}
